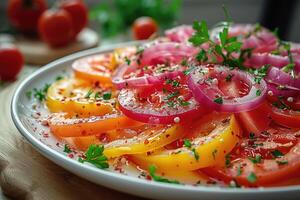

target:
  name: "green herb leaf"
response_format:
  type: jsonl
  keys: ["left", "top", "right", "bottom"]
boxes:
{"left": 256, "top": 89, "right": 261, "bottom": 96}
{"left": 249, "top": 155, "right": 262, "bottom": 164}
{"left": 63, "top": 144, "right": 72, "bottom": 153}
{"left": 183, "top": 139, "right": 192, "bottom": 148}
{"left": 149, "top": 165, "right": 180, "bottom": 184}
{"left": 192, "top": 148, "right": 199, "bottom": 161}
{"left": 103, "top": 92, "right": 112, "bottom": 100}
{"left": 247, "top": 172, "right": 257, "bottom": 183}
{"left": 85, "top": 89, "right": 94, "bottom": 98}
{"left": 271, "top": 150, "right": 284, "bottom": 158}
{"left": 276, "top": 160, "right": 288, "bottom": 165}
{"left": 214, "top": 97, "right": 223, "bottom": 104}
{"left": 80, "top": 144, "right": 109, "bottom": 169}
{"left": 33, "top": 83, "right": 50, "bottom": 101}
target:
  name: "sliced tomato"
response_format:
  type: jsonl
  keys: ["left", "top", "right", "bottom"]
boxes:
{"left": 130, "top": 113, "right": 242, "bottom": 171}
{"left": 48, "top": 113, "right": 142, "bottom": 137}
{"left": 235, "top": 102, "right": 272, "bottom": 137}
{"left": 46, "top": 78, "right": 114, "bottom": 116}
{"left": 270, "top": 107, "right": 300, "bottom": 128}
{"left": 72, "top": 53, "right": 114, "bottom": 84}
{"left": 201, "top": 124, "right": 300, "bottom": 187}
{"left": 111, "top": 46, "right": 137, "bottom": 69}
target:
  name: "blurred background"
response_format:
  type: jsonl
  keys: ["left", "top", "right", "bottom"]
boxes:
{"left": 0, "top": 0, "right": 300, "bottom": 42}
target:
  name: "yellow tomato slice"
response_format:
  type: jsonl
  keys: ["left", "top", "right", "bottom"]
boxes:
{"left": 46, "top": 78, "right": 114, "bottom": 116}
{"left": 49, "top": 113, "right": 143, "bottom": 137}
{"left": 103, "top": 124, "right": 185, "bottom": 158}
{"left": 72, "top": 53, "right": 113, "bottom": 84}
{"left": 111, "top": 46, "right": 137, "bottom": 68}
{"left": 130, "top": 114, "right": 241, "bottom": 171}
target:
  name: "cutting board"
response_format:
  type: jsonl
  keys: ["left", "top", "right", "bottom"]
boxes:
{"left": 14, "top": 28, "right": 99, "bottom": 65}
{"left": 0, "top": 66, "right": 145, "bottom": 200}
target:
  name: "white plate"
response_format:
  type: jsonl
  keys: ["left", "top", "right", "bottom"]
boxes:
{"left": 11, "top": 41, "right": 300, "bottom": 200}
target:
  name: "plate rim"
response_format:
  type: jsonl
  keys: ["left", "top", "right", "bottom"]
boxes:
{"left": 10, "top": 41, "right": 300, "bottom": 196}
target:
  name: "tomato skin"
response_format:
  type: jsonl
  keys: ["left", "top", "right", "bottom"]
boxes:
{"left": 59, "top": 0, "right": 88, "bottom": 38}
{"left": 38, "top": 9, "right": 74, "bottom": 47}
{"left": 270, "top": 107, "right": 300, "bottom": 128}
{"left": 235, "top": 102, "right": 272, "bottom": 137}
{"left": 0, "top": 45, "right": 24, "bottom": 81}
{"left": 7, "top": 0, "right": 47, "bottom": 34}
{"left": 132, "top": 17, "right": 158, "bottom": 40}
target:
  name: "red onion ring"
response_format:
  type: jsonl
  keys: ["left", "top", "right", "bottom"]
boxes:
{"left": 266, "top": 67, "right": 300, "bottom": 89}
{"left": 165, "top": 25, "right": 194, "bottom": 43}
{"left": 187, "top": 65, "right": 267, "bottom": 112}
{"left": 118, "top": 88, "right": 207, "bottom": 124}
{"left": 266, "top": 82, "right": 300, "bottom": 97}
{"left": 112, "top": 63, "right": 185, "bottom": 89}
{"left": 140, "top": 42, "right": 198, "bottom": 67}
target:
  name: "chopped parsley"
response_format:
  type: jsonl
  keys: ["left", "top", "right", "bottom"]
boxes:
{"left": 249, "top": 64, "right": 270, "bottom": 84}
{"left": 256, "top": 89, "right": 261, "bottom": 96}
{"left": 55, "top": 76, "right": 64, "bottom": 81}
{"left": 103, "top": 92, "right": 112, "bottom": 100}
{"left": 149, "top": 165, "right": 180, "bottom": 184}
{"left": 214, "top": 97, "right": 223, "bottom": 104}
{"left": 247, "top": 172, "right": 257, "bottom": 183}
{"left": 249, "top": 155, "right": 262, "bottom": 164}
{"left": 237, "top": 164, "right": 242, "bottom": 176}
{"left": 79, "top": 144, "right": 109, "bottom": 169}
{"left": 276, "top": 160, "right": 288, "bottom": 165}
{"left": 124, "top": 56, "right": 131, "bottom": 65}
{"left": 183, "top": 66, "right": 196, "bottom": 75}
{"left": 271, "top": 150, "right": 284, "bottom": 158}
{"left": 167, "top": 91, "right": 180, "bottom": 100}
{"left": 181, "top": 59, "right": 188, "bottom": 66}
{"left": 85, "top": 89, "right": 94, "bottom": 98}
{"left": 192, "top": 148, "right": 200, "bottom": 161}
{"left": 225, "top": 154, "right": 231, "bottom": 167}
{"left": 225, "top": 74, "right": 233, "bottom": 82}
{"left": 94, "top": 92, "right": 101, "bottom": 99}
{"left": 33, "top": 83, "right": 50, "bottom": 101}
{"left": 63, "top": 144, "right": 72, "bottom": 153}
{"left": 183, "top": 139, "right": 192, "bottom": 148}
{"left": 179, "top": 100, "right": 191, "bottom": 106}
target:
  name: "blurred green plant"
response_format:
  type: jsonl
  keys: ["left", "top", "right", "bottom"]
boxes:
{"left": 89, "top": 0, "right": 182, "bottom": 37}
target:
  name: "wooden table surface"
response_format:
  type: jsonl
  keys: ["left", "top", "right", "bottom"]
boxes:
{"left": 0, "top": 65, "right": 147, "bottom": 200}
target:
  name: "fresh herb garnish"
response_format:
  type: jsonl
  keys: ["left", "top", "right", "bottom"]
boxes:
{"left": 85, "top": 89, "right": 94, "bottom": 98}
{"left": 276, "top": 160, "right": 288, "bottom": 165}
{"left": 183, "top": 139, "right": 192, "bottom": 148}
{"left": 192, "top": 148, "right": 199, "bottom": 161}
{"left": 179, "top": 100, "right": 191, "bottom": 106}
{"left": 124, "top": 56, "right": 131, "bottom": 65}
{"left": 249, "top": 64, "right": 270, "bottom": 84}
{"left": 55, "top": 76, "right": 64, "bottom": 81}
{"left": 256, "top": 89, "right": 261, "bottom": 96}
{"left": 103, "top": 92, "right": 112, "bottom": 100}
{"left": 79, "top": 144, "right": 109, "bottom": 169}
{"left": 249, "top": 155, "right": 262, "bottom": 164}
{"left": 167, "top": 91, "right": 180, "bottom": 99}
{"left": 225, "top": 154, "right": 231, "bottom": 167}
{"left": 237, "top": 164, "right": 242, "bottom": 176}
{"left": 63, "top": 144, "right": 72, "bottom": 153}
{"left": 247, "top": 172, "right": 257, "bottom": 183}
{"left": 214, "top": 97, "right": 223, "bottom": 104}
{"left": 225, "top": 74, "right": 233, "bottom": 82}
{"left": 271, "top": 150, "right": 284, "bottom": 158}
{"left": 183, "top": 66, "right": 196, "bottom": 75}
{"left": 149, "top": 165, "right": 180, "bottom": 184}
{"left": 33, "top": 83, "right": 50, "bottom": 101}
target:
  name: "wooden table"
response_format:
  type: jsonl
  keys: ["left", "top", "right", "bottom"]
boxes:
{"left": 0, "top": 65, "right": 146, "bottom": 200}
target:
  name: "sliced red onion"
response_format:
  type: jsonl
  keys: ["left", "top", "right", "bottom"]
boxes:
{"left": 140, "top": 42, "right": 198, "bottom": 67}
{"left": 165, "top": 25, "right": 194, "bottom": 43}
{"left": 266, "top": 67, "right": 300, "bottom": 89}
{"left": 187, "top": 65, "right": 267, "bottom": 112}
{"left": 112, "top": 63, "right": 185, "bottom": 89}
{"left": 118, "top": 88, "right": 207, "bottom": 124}
{"left": 266, "top": 82, "right": 300, "bottom": 97}
{"left": 245, "top": 53, "right": 300, "bottom": 72}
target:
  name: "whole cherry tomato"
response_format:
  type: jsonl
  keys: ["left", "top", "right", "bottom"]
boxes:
{"left": 59, "top": 0, "right": 88, "bottom": 38}
{"left": 7, "top": 0, "right": 47, "bottom": 34}
{"left": 0, "top": 44, "right": 24, "bottom": 81}
{"left": 132, "top": 16, "right": 158, "bottom": 40}
{"left": 38, "top": 9, "right": 74, "bottom": 48}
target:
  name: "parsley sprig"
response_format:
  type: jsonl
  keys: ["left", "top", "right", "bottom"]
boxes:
{"left": 149, "top": 165, "right": 180, "bottom": 184}
{"left": 79, "top": 144, "right": 109, "bottom": 169}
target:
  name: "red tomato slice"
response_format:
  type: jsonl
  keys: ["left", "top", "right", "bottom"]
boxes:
{"left": 235, "top": 102, "right": 272, "bottom": 137}
{"left": 201, "top": 124, "right": 300, "bottom": 187}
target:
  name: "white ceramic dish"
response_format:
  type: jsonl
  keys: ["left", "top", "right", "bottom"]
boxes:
{"left": 11, "top": 41, "right": 300, "bottom": 200}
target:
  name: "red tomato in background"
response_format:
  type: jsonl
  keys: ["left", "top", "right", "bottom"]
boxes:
{"left": 7, "top": 0, "right": 47, "bottom": 34}
{"left": 59, "top": 0, "right": 88, "bottom": 38}
{"left": 0, "top": 45, "right": 24, "bottom": 81}
{"left": 132, "top": 17, "right": 158, "bottom": 40}
{"left": 38, "top": 9, "right": 74, "bottom": 48}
